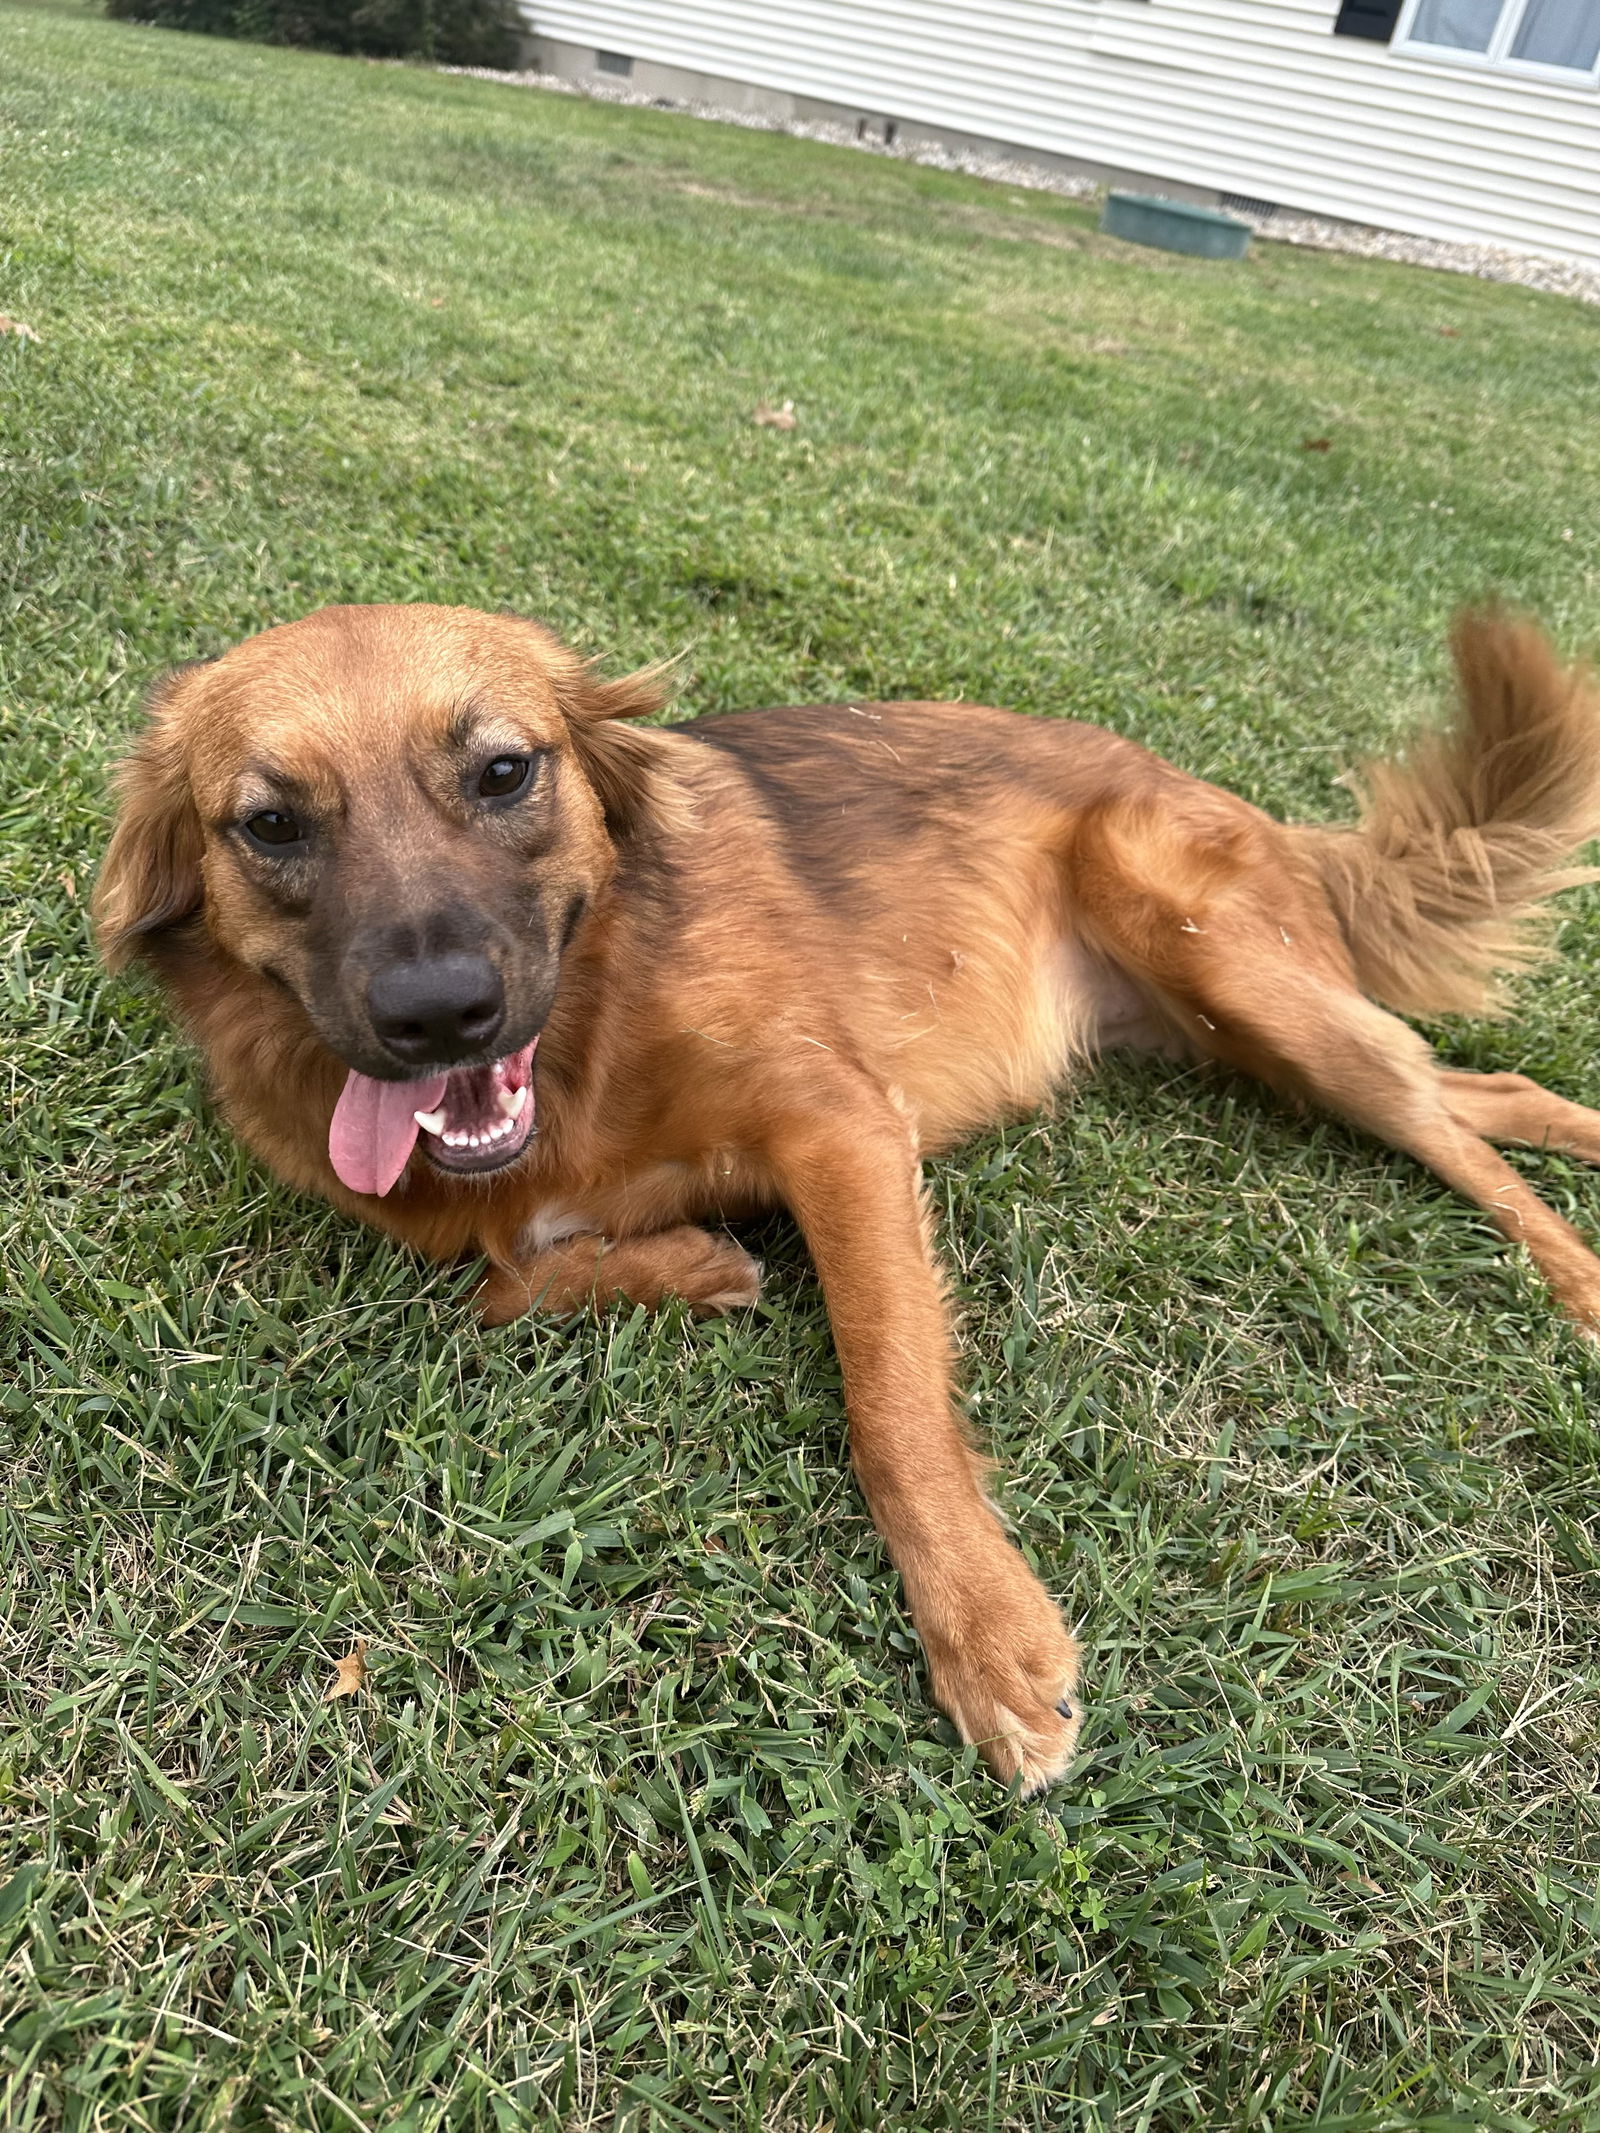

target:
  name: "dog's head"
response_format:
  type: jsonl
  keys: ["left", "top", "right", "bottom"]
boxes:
{"left": 95, "top": 604, "right": 669, "bottom": 1195}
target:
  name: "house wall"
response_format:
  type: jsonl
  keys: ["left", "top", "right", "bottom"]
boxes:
{"left": 522, "top": 0, "right": 1600, "bottom": 267}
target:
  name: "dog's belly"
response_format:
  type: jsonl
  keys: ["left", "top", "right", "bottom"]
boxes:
{"left": 1056, "top": 936, "right": 1189, "bottom": 1058}
{"left": 865, "top": 928, "right": 1183, "bottom": 1153}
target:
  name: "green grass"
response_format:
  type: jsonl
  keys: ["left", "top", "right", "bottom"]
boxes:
{"left": 4, "top": 1, "right": 1600, "bottom": 2124}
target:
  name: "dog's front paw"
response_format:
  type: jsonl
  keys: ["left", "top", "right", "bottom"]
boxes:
{"left": 643, "top": 1227, "right": 763, "bottom": 1316}
{"left": 915, "top": 1532, "right": 1081, "bottom": 1796}
{"left": 478, "top": 1227, "right": 761, "bottom": 1327}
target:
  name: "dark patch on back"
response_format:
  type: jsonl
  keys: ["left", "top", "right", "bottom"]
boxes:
{"left": 674, "top": 702, "right": 1021, "bottom": 916}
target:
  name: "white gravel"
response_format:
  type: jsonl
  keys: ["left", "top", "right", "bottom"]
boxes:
{"left": 443, "top": 60, "right": 1600, "bottom": 307}
{"left": 1222, "top": 205, "right": 1600, "bottom": 306}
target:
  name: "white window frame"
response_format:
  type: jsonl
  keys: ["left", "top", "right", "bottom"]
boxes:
{"left": 1393, "top": 0, "right": 1600, "bottom": 82}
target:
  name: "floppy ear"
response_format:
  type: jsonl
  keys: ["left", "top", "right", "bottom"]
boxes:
{"left": 560, "top": 656, "right": 678, "bottom": 841}
{"left": 93, "top": 664, "right": 209, "bottom": 971}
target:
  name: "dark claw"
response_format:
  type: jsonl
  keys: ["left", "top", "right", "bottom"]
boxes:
{"left": 1056, "top": 1697, "right": 1076, "bottom": 1721}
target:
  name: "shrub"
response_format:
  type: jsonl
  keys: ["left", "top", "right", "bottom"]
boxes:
{"left": 104, "top": 0, "right": 526, "bottom": 70}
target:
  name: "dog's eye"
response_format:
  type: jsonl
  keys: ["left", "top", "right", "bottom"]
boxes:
{"left": 243, "top": 810, "right": 304, "bottom": 849}
{"left": 478, "top": 755, "right": 533, "bottom": 800}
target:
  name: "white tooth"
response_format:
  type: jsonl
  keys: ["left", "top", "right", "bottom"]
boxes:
{"left": 444, "top": 1131, "right": 466, "bottom": 1147}
{"left": 499, "top": 1085, "right": 528, "bottom": 1120}
{"left": 413, "top": 1108, "right": 446, "bottom": 1136}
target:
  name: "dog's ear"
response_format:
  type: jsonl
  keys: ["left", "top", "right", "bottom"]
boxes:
{"left": 568, "top": 658, "right": 675, "bottom": 727}
{"left": 559, "top": 656, "right": 678, "bottom": 840}
{"left": 93, "top": 664, "right": 210, "bottom": 971}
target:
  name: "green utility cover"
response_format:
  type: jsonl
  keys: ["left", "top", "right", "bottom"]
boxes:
{"left": 1101, "top": 192, "right": 1252, "bottom": 260}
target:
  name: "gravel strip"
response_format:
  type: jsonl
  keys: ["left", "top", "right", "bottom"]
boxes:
{"left": 443, "top": 61, "right": 1600, "bottom": 306}
{"left": 1224, "top": 206, "right": 1600, "bottom": 305}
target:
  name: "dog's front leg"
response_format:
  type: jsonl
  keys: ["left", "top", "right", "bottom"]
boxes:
{"left": 769, "top": 1094, "right": 1081, "bottom": 1793}
{"left": 479, "top": 1227, "right": 762, "bottom": 1326}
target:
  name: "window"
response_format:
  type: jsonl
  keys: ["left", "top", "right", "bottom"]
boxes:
{"left": 1394, "top": 0, "right": 1600, "bottom": 77}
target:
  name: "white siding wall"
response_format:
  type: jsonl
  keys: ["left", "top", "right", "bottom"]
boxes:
{"left": 526, "top": 0, "right": 1600, "bottom": 267}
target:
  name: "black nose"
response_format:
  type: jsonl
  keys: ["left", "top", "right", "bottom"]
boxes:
{"left": 367, "top": 953, "right": 505, "bottom": 1065}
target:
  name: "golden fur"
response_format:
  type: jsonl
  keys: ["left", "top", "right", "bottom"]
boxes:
{"left": 1295, "top": 612, "right": 1600, "bottom": 1015}
{"left": 96, "top": 603, "right": 1600, "bottom": 1792}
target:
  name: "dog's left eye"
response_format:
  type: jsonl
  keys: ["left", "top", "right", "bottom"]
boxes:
{"left": 243, "top": 809, "right": 304, "bottom": 849}
{"left": 477, "top": 755, "right": 533, "bottom": 800}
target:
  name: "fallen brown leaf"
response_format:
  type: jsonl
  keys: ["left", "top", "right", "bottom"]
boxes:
{"left": 0, "top": 316, "right": 39, "bottom": 343}
{"left": 1300, "top": 437, "right": 1333, "bottom": 452}
{"left": 1339, "top": 1870, "right": 1387, "bottom": 1897}
{"left": 323, "top": 1640, "right": 368, "bottom": 1701}
{"left": 752, "top": 399, "right": 797, "bottom": 431}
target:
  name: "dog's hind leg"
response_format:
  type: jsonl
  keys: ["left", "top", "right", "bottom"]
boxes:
{"left": 1438, "top": 1071, "right": 1600, "bottom": 1165}
{"left": 1070, "top": 799, "right": 1600, "bottom": 1335}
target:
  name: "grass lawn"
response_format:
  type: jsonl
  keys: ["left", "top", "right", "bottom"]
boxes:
{"left": 5, "top": 1, "right": 1600, "bottom": 2124}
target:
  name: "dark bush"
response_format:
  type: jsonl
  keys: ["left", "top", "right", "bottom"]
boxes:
{"left": 105, "top": 0, "right": 526, "bottom": 69}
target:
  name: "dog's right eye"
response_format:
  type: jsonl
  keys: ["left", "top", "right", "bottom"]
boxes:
{"left": 477, "top": 755, "right": 532, "bottom": 800}
{"left": 243, "top": 810, "right": 304, "bottom": 849}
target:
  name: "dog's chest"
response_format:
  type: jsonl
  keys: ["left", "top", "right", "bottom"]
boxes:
{"left": 513, "top": 1158, "right": 714, "bottom": 1260}
{"left": 519, "top": 1205, "right": 591, "bottom": 1253}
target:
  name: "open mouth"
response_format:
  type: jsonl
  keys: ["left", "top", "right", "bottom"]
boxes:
{"left": 328, "top": 1040, "right": 538, "bottom": 1198}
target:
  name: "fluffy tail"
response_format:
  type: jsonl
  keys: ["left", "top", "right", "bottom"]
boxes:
{"left": 1293, "top": 610, "right": 1600, "bottom": 1017}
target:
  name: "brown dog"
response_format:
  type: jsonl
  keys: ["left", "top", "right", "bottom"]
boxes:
{"left": 95, "top": 603, "right": 1600, "bottom": 1792}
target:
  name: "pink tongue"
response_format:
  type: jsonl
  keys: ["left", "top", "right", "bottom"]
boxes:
{"left": 329, "top": 1069, "right": 448, "bottom": 1198}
